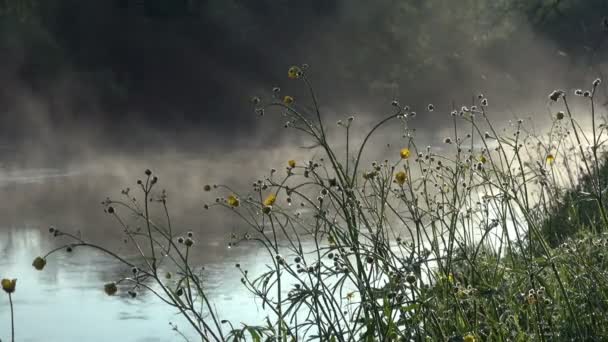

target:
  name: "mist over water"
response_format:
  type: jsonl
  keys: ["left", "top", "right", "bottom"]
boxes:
{"left": 1, "top": 1, "right": 608, "bottom": 340}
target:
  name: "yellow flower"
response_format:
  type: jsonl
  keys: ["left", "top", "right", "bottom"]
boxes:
{"left": 345, "top": 291, "right": 355, "bottom": 301}
{"left": 395, "top": 171, "right": 407, "bottom": 185}
{"left": 479, "top": 155, "right": 487, "bottom": 164}
{"left": 1, "top": 278, "right": 16, "bottom": 294}
{"left": 32, "top": 256, "right": 46, "bottom": 271}
{"left": 264, "top": 193, "right": 277, "bottom": 206}
{"left": 288, "top": 159, "right": 296, "bottom": 168}
{"left": 283, "top": 95, "right": 294, "bottom": 105}
{"left": 546, "top": 154, "right": 555, "bottom": 164}
{"left": 227, "top": 195, "right": 240, "bottom": 207}
{"left": 463, "top": 334, "right": 476, "bottom": 342}
{"left": 400, "top": 148, "right": 411, "bottom": 159}
{"left": 288, "top": 66, "right": 302, "bottom": 79}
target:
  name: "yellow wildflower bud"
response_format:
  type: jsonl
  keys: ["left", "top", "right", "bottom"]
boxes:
{"left": 227, "top": 195, "right": 240, "bottom": 207}
{"left": 1, "top": 278, "right": 16, "bottom": 294}
{"left": 463, "top": 334, "right": 476, "bottom": 342}
{"left": 104, "top": 282, "right": 118, "bottom": 296}
{"left": 546, "top": 154, "right": 555, "bottom": 164}
{"left": 479, "top": 155, "right": 487, "bottom": 164}
{"left": 283, "top": 95, "right": 294, "bottom": 105}
{"left": 288, "top": 66, "right": 302, "bottom": 79}
{"left": 400, "top": 148, "right": 411, "bottom": 159}
{"left": 32, "top": 256, "right": 46, "bottom": 271}
{"left": 288, "top": 160, "right": 296, "bottom": 168}
{"left": 395, "top": 171, "right": 407, "bottom": 185}
{"left": 264, "top": 193, "right": 277, "bottom": 206}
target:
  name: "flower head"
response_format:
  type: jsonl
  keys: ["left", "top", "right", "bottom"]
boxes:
{"left": 1, "top": 278, "right": 16, "bottom": 294}
{"left": 549, "top": 90, "right": 565, "bottom": 102}
{"left": 32, "top": 256, "right": 46, "bottom": 271}
{"left": 227, "top": 195, "right": 240, "bottom": 207}
{"left": 283, "top": 95, "right": 294, "bottom": 105}
{"left": 104, "top": 282, "right": 118, "bottom": 296}
{"left": 185, "top": 238, "right": 195, "bottom": 247}
{"left": 288, "top": 66, "right": 302, "bottom": 79}
{"left": 399, "top": 148, "right": 411, "bottom": 159}
{"left": 546, "top": 154, "right": 555, "bottom": 164}
{"left": 463, "top": 334, "right": 476, "bottom": 342}
{"left": 556, "top": 111, "right": 565, "bottom": 120}
{"left": 264, "top": 193, "right": 277, "bottom": 206}
{"left": 394, "top": 171, "right": 407, "bottom": 185}
{"left": 288, "top": 160, "right": 296, "bottom": 168}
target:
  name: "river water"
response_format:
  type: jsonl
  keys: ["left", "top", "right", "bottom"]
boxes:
{"left": 0, "top": 227, "right": 276, "bottom": 342}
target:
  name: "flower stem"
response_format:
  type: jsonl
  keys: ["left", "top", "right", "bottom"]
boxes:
{"left": 8, "top": 293, "right": 14, "bottom": 342}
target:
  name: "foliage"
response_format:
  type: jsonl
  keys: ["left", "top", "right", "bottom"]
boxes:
{"left": 26, "top": 63, "right": 608, "bottom": 341}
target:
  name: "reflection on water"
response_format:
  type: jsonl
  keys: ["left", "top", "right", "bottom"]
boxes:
{"left": 0, "top": 228, "right": 275, "bottom": 341}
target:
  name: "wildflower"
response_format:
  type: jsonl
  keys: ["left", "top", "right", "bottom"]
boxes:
{"left": 1, "top": 278, "right": 16, "bottom": 294}
{"left": 288, "top": 160, "right": 296, "bottom": 168}
{"left": 283, "top": 95, "right": 294, "bottom": 105}
{"left": 575, "top": 89, "right": 583, "bottom": 96}
{"left": 484, "top": 132, "right": 491, "bottom": 139}
{"left": 527, "top": 293, "right": 537, "bottom": 305}
{"left": 556, "top": 111, "right": 565, "bottom": 120}
{"left": 549, "top": 90, "right": 564, "bottom": 102}
{"left": 444, "top": 137, "right": 452, "bottom": 144}
{"left": 479, "top": 155, "right": 487, "bottom": 164}
{"left": 481, "top": 98, "right": 488, "bottom": 106}
{"left": 463, "top": 334, "right": 476, "bottom": 342}
{"left": 104, "top": 282, "right": 118, "bottom": 296}
{"left": 32, "top": 256, "right": 46, "bottom": 271}
{"left": 288, "top": 66, "right": 302, "bottom": 79}
{"left": 227, "top": 195, "right": 240, "bottom": 207}
{"left": 400, "top": 148, "right": 411, "bottom": 159}
{"left": 203, "top": 184, "right": 211, "bottom": 191}
{"left": 262, "top": 206, "right": 272, "bottom": 214}
{"left": 264, "top": 193, "right": 277, "bottom": 206}
{"left": 427, "top": 104, "right": 434, "bottom": 111}
{"left": 177, "top": 236, "right": 185, "bottom": 244}
{"left": 272, "top": 86, "right": 281, "bottom": 93}
{"left": 107, "top": 206, "right": 115, "bottom": 214}
{"left": 184, "top": 238, "right": 194, "bottom": 247}
{"left": 394, "top": 171, "right": 407, "bottom": 185}
{"left": 594, "top": 78, "right": 602, "bottom": 87}
{"left": 546, "top": 154, "right": 555, "bottom": 164}
{"left": 450, "top": 110, "right": 457, "bottom": 116}
{"left": 250, "top": 96, "right": 261, "bottom": 105}
{"left": 406, "top": 273, "right": 417, "bottom": 284}
{"left": 584, "top": 90, "right": 591, "bottom": 97}
{"left": 391, "top": 100, "right": 399, "bottom": 107}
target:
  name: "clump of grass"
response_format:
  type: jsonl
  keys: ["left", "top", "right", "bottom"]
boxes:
{"left": 33, "top": 67, "right": 608, "bottom": 341}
